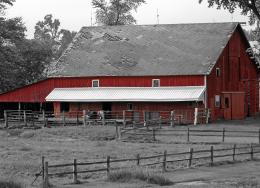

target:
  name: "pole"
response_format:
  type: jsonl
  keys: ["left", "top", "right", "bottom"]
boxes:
{"left": 210, "top": 146, "right": 214, "bottom": 166}
{"left": 43, "top": 110, "right": 46, "bottom": 127}
{"left": 4, "top": 110, "right": 8, "bottom": 128}
{"left": 42, "top": 156, "right": 45, "bottom": 181}
{"left": 73, "top": 159, "right": 78, "bottom": 184}
{"left": 187, "top": 128, "right": 190, "bottom": 142}
{"left": 159, "top": 116, "right": 162, "bottom": 129}
{"left": 136, "top": 154, "right": 140, "bottom": 166}
{"left": 152, "top": 128, "right": 156, "bottom": 141}
{"left": 162, "top": 150, "right": 167, "bottom": 172}
{"left": 222, "top": 128, "right": 225, "bottom": 142}
{"left": 188, "top": 148, "right": 193, "bottom": 168}
{"left": 170, "top": 111, "right": 175, "bottom": 127}
{"left": 24, "top": 110, "right": 27, "bottom": 127}
{"left": 83, "top": 110, "right": 86, "bottom": 126}
{"left": 194, "top": 108, "right": 198, "bottom": 125}
{"left": 43, "top": 162, "right": 49, "bottom": 187}
{"left": 123, "top": 110, "right": 126, "bottom": 128}
{"left": 62, "top": 111, "right": 65, "bottom": 126}
{"left": 232, "top": 144, "right": 236, "bottom": 161}
{"left": 250, "top": 144, "right": 254, "bottom": 160}
{"left": 107, "top": 156, "right": 110, "bottom": 177}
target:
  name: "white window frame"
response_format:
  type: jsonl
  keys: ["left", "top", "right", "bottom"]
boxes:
{"left": 92, "top": 80, "right": 99, "bottom": 87}
{"left": 152, "top": 79, "right": 160, "bottom": 87}
{"left": 215, "top": 95, "right": 220, "bottom": 108}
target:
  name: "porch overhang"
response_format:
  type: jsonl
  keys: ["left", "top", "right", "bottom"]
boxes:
{"left": 45, "top": 86, "right": 206, "bottom": 102}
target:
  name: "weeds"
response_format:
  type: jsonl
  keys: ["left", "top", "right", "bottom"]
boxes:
{"left": 0, "top": 180, "right": 24, "bottom": 188}
{"left": 108, "top": 168, "right": 173, "bottom": 186}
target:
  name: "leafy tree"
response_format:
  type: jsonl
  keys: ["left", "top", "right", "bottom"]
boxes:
{"left": 199, "top": 0, "right": 260, "bottom": 24}
{"left": 0, "top": 0, "right": 14, "bottom": 14}
{"left": 92, "top": 0, "right": 146, "bottom": 25}
{"left": 56, "top": 29, "right": 77, "bottom": 58}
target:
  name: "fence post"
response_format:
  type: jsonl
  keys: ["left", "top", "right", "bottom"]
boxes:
{"left": 222, "top": 128, "right": 225, "bottom": 142}
{"left": 76, "top": 112, "right": 79, "bottom": 126}
{"left": 258, "top": 129, "right": 260, "bottom": 144}
{"left": 73, "top": 159, "right": 78, "bottom": 184}
{"left": 143, "top": 111, "right": 146, "bottom": 127}
{"left": 115, "top": 123, "right": 119, "bottom": 140}
{"left": 194, "top": 108, "right": 198, "bottom": 125}
{"left": 42, "top": 110, "right": 47, "bottom": 127}
{"left": 43, "top": 162, "right": 49, "bottom": 187}
{"left": 250, "top": 144, "right": 254, "bottom": 160}
{"left": 107, "top": 156, "right": 110, "bottom": 177}
{"left": 42, "top": 156, "right": 45, "bottom": 181}
{"left": 32, "top": 113, "right": 35, "bottom": 127}
{"left": 159, "top": 116, "right": 162, "bottom": 129}
{"left": 187, "top": 128, "right": 190, "bottom": 142}
{"left": 102, "top": 111, "right": 105, "bottom": 126}
{"left": 188, "top": 148, "right": 193, "bottom": 168}
{"left": 152, "top": 128, "right": 156, "bottom": 141}
{"left": 4, "top": 110, "right": 8, "bottom": 128}
{"left": 162, "top": 150, "right": 167, "bottom": 172}
{"left": 232, "top": 144, "right": 236, "bottom": 161}
{"left": 210, "top": 146, "right": 214, "bottom": 166}
{"left": 24, "top": 110, "right": 27, "bottom": 127}
{"left": 83, "top": 110, "right": 86, "bottom": 126}
{"left": 123, "top": 110, "right": 126, "bottom": 128}
{"left": 62, "top": 111, "right": 66, "bottom": 126}
{"left": 136, "top": 154, "right": 140, "bottom": 166}
{"left": 170, "top": 111, "right": 175, "bottom": 127}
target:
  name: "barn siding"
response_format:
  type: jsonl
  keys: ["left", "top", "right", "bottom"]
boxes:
{"left": 207, "top": 29, "right": 259, "bottom": 120}
{"left": 0, "top": 75, "right": 204, "bottom": 103}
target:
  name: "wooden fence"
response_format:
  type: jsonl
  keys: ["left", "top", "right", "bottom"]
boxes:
{"left": 118, "top": 126, "right": 260, "bottom": 144}
{"left": 3, "top": 108, "right": 209, "bottom": 128}
{"left": 35, "top": 144, "right": 260, "bottom": 186}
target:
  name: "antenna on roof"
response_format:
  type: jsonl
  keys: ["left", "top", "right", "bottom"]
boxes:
{"left": 157, "top": 9, "right": 160, "bottom": 25}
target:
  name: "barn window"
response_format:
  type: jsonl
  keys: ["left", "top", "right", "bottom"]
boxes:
{"left": 92, "top": 80, "right": 99, "bottom": 87}
{"left": 216, "top": 68, "right": 221, "bottom": 77}
{"left": 152, "top": 79, "right": 160, "bottom": 87}
{"left": 60, "top": 102, "right": 70, "bottom": 112}
{"left": 127, "top": 103, "right": 133, "bottom": 110}
{"left": 215, "top": 95, "right": 220, "bottom": 108}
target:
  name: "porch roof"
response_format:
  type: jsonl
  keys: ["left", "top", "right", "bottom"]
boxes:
{"left": 45, "top": 86, "right": 206, "bottom": 102}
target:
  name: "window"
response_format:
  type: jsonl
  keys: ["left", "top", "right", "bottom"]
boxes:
{"left": 60, "top": 102, "right": 70, "bottom": 112}
{"left": 225, "top": 97, "right": 229, "bottom": 108}
{"left": 215, "top": 95, "right": 220, "bottom": 108}
{"left": 152, "top": 79, "right": 160, "bottom": 87}
{"left": 92, "top": 80, "right": 99, "bottom": 87}
{"left": 216, "top": 68, "right": 221, "bottom": 77}
{"left": 127, "top": 103, "right": 133, "bottom": 110}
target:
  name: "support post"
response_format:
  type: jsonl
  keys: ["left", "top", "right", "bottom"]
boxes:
{"left": 83, "top": 110, "right": 86, "bottom": 126}
{"left": 101, "top": 111, "right": 105, "bottom": 126}
{"left": 43, "top": 162, "right": 49, "bottom": 187}
{"left": 187, "top": 128, "right": 190, "bottom": 142}
{"left": 194, "top": 108, "right": 198, "bottom": 125}
{"left": 73, "top": 159, "right": 78, "bottom": 184}
{"left": 188, "top": 148, "right": 193, "bottom": 168}
{"left": 115, "top": 123, "right": 119, "bottom": 140}
{"left": 123, "top": 110, "right": 126, "bottom": 128}
{"left": 152, "top": 128, "right": 156, "bottom": 141}
{"left": 4, "top": 110, "right": 8, "bottom": 128}
{"left": 222, "top": 128, "right": 225, "bottom": 142}
{"left": 206, "top": 109, "right": 210, "bottom": 124}
{"left": 23, "top": 110, "right": 27, "bottom": 127}
{"left": 210, "top": 146, "right": 214, "bottom": 166}
{"left": 232, "top": 144, "right": 236, "bottom": 161}
{"left": 159, "top": 116, "right": 162, "bottom": 129}
{"left": 162, "top": 150, "right": 167, "bottom": 172}
{"left": 170, "top": 111, "right": 175, "bottom": 127}
{"left": 136, "top": 154, "right": 140, "bottom": 166}
{"left": 42, "top": 110, "right": 46, "bottom": 127}
{"left": 42, "top": 156, "right": 45, "bottom": 181}
{"left": 143, "top": 111, "right": 146, "bottom": 127}
{"left": 107, "top": 156, "right": 110, "bottom": 177}
{"left": 62, "top": 111, "right": 65, "bottom": 126}
{"left": 118, "top": 124, "right": 121, "bottom": 140}
{"left": 76, "top": 112, "right": 79, "bottom": 126}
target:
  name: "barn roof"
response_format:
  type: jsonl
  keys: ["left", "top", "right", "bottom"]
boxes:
{"left": 45, "top": 86, "right": 206, "bottom": 102}
{"left": 48, "top": 22, "right": 240, "bottom": 77}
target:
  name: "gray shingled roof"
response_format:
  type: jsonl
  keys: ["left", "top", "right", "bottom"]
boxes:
{"left": 48, "top": 22, "right": 239, "bottom": 77}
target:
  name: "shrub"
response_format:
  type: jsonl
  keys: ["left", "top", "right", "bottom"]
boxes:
{"left": 108, "top": 168, "right": 173, "bottom": 186}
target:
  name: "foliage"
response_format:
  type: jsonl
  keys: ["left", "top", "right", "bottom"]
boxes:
{"left": 92, "top": 0, "right": 145, "bottom": 25}
{"left": 56, "top": 29, "right": 77, "bottom": 58}
{"left": 108, "top": 168, "right": 173, "bottom": 186}
{"left": 199, "top": 0, "right": 260, "bottom": 24}
{"left": 0, "top": 0, "right": 15, "bottom": 14}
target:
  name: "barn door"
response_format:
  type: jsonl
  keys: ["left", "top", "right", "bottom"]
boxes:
{"left": 223, "top": 94, "right": 232, "bottom": 120}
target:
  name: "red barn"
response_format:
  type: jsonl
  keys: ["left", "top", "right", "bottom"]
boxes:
{"left": 0, "top": 23, "right": 259, "bottom": 120}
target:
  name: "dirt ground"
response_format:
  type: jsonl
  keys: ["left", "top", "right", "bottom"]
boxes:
{"left": 0, "top": 117, "right": 260, "bottom": 188}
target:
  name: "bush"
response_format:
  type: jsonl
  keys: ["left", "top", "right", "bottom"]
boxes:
{"left": 108, "top": 168, "right": 173, "bottom": 186}
{"left": 0, "top": 180, "right": 24, "bottom": 188}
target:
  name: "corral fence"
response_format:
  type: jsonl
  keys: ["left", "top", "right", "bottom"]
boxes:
{"left": 3, "top": 108, "right": 210, "bottom": 128}
{"left": 118, "top": 125, "right": 260, "bottom": 144}
{"left": 35, "top": 144, "right": 260, "bottom": 186}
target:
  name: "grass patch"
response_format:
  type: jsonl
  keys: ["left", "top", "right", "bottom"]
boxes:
{"left": 0, "top": 180, "right": 24, "bottom": 188}
{"left": 108, "top": 168, "right": 173, "bottom": 186}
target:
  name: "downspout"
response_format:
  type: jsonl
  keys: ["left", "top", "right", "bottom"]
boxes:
{"left": 204, "top": 75, "right": 208, "bottom": 109}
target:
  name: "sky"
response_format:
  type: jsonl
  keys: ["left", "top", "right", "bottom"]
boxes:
{"left": 6, "top": 0, "right": 250, "bottom": 39}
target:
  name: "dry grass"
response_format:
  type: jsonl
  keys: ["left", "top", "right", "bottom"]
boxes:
{"left": 0, "top": 180, "right": 24, "bottom": 188}
{"left": 108, "top": 168, "right": 173, "bottom": 186}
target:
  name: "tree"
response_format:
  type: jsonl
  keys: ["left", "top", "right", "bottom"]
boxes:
{"left": 199, "top": 0, "right": 260, "bottom": 24}
{"left": 56, "top": 29, "right": 77, "bottom": 58}
{"left": 92, "top": 0, "right": 146, "bottom": 25}
{"left": 0, "top": 0, "right": 15, "bottom": 14}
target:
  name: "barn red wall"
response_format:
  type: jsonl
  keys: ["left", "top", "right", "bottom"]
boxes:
{"left": 207, "top": 28, "right": 259, "bottom": 120}
{"left": 0, "top": 75, "right": 204, "bottom": 103}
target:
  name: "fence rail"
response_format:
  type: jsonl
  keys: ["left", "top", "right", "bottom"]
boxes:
{"left": 38, "top": 144, "right": 260, "bottom": 186}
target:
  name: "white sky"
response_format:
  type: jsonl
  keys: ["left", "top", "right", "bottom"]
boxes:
{"left": 6, "top": 0, "right": 250, "bottom": 39}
